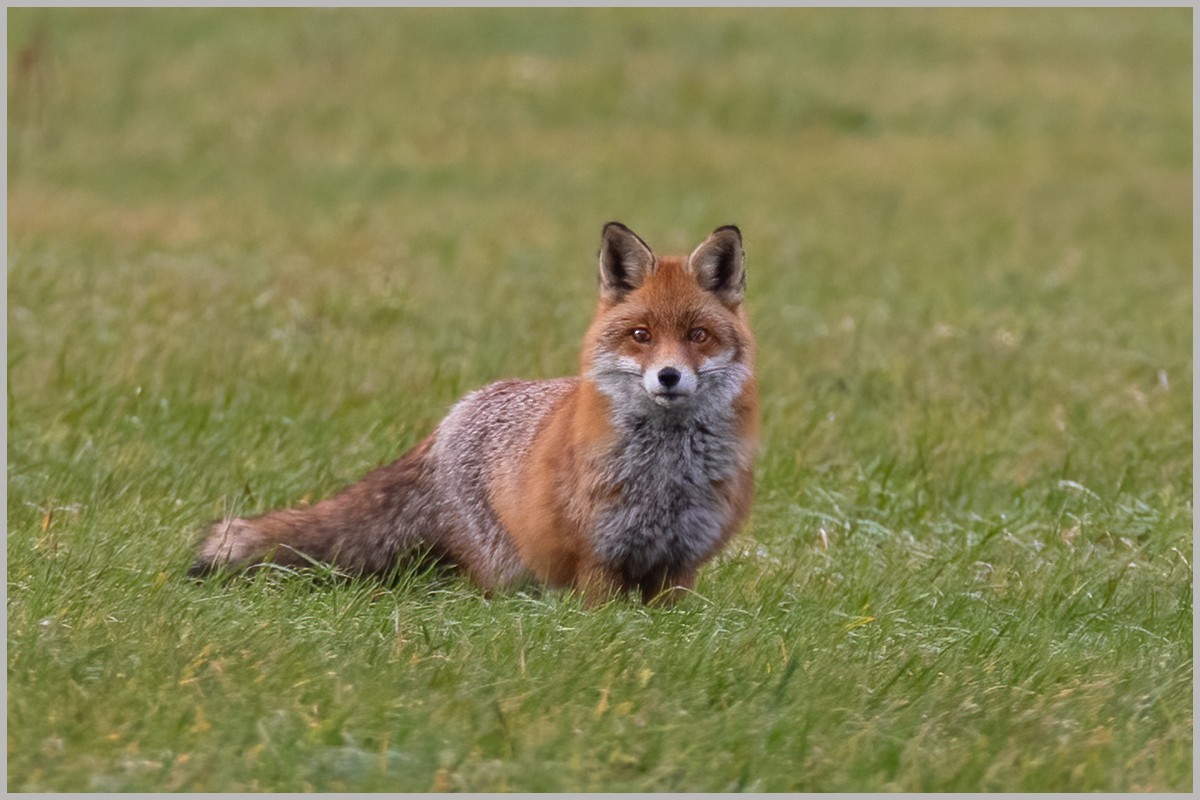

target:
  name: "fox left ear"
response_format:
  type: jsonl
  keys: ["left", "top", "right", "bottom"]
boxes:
{"left": 690, "top": 225, "right": 746, "bottom": 306}
{"left": 598, "top": 222, "right": 656, "bottom": 304}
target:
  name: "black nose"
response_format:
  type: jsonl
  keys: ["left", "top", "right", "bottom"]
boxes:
{"left": 658, "top": 367, "right": 681, "bottom": 389}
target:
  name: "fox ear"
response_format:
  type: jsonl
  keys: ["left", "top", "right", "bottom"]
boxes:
{"left": 598, "top": 222, "right": 655, "bottom": 303}
{"left": 690, "top": 225, "right": 746, "bottom": 306}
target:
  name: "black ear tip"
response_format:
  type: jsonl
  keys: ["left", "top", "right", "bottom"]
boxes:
{"left": 713, "top": 224, "right": 742, "bottom": 240}
{"left": 600, "top": 222, "right": 653, "bottom": 256}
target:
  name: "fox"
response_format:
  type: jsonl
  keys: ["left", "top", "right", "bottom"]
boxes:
{"left": 190, "top": 222, "right": 759, "bottom": 605}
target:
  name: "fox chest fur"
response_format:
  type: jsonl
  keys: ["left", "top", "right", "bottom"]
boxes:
{"left": 587, "top": 403, "right": 747, "bottom": 583}
{"left": 191, "top": 222, "right": 759, "bottom": 606}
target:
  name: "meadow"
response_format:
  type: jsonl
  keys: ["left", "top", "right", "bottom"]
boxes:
{"left": 7, "top": 8, "right": 1192, "bottom": 791}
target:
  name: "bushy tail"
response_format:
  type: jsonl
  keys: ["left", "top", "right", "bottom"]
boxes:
{"left": 188, "top": 436, "right": 447, "bottom": 578}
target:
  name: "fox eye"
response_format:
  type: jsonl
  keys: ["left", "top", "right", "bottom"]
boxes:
{"left": 689, "top": 328, "right": 711, "bottom": 344}
{"left": 631, "top": 327, "right": 652, "bottom": 344}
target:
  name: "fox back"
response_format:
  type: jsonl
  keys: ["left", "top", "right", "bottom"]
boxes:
{"left": 191, "top": 223, "right": 758, "bottom": 605}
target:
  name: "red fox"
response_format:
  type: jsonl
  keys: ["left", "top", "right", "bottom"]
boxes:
{"left": 191, "top": 223, "right": 759, "bottom": 605}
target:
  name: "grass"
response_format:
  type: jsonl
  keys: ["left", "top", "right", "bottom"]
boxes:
{"left": 7, "top": 8, "right": 1192, "bottom": 791}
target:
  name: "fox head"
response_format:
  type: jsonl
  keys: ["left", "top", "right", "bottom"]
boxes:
{"left": 584, "top": 222, "right": 756, "bottom": 423}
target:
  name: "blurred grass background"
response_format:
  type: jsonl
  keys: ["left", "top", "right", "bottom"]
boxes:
{"left": 7, "top": 8, "right": 1192, "bottom": 791}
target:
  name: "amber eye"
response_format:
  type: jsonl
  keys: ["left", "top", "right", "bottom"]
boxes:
{"left": 631, "top": 327, "right": 652, "bottom": 344}
{"left": 689, "top": 328, "right": 711, "bottom": 344}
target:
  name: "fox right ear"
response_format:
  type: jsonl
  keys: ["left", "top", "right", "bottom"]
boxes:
{"left": 689, "top": 225, "right": 746, "bottom": 307}
{"left": 598, "top": 222, "right": 655, "bottom": 303}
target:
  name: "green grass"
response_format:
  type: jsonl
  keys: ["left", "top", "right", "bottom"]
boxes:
{"left": 7, "top": 8, "right": 1192, "bottom": 791}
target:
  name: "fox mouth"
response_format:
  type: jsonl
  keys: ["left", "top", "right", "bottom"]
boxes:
{"left": 651, "top": 389, "right": 690, "bottom": 406}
